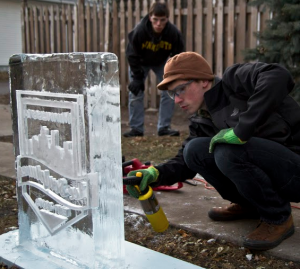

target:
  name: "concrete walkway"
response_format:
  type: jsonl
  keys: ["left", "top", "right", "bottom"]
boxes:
{"left": 0, "top": 82, "right": 300, "bottom": 265}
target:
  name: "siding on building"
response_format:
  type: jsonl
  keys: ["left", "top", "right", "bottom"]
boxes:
{"left": 0, "top": 0, "right": 22, "bottom": 67}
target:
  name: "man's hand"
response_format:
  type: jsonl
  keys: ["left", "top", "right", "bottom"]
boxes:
{"left": 126, "top": 166, "right": 159, "bottom": 198}
{"left": 128, "top": 80, "right": 145, "bottom": 96}
{"left": 209, "top": 128, "right": 246, "bottom": 153}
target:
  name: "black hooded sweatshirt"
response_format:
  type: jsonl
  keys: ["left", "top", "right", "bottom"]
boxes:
{"left": 126, "top": 15, "right": 185, "bottom": 79}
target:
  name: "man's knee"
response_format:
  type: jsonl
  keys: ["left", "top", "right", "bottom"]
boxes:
{"left": 214, "top": 144, "right": 244, "bottom": 173}
{"left": 183, "top": 137, "right": 210, "bottom": 168}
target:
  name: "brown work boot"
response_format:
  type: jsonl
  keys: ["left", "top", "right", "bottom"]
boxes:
{"left": 243, "top": 215, "right": 294, "bottom": 250}
{"left": 208, "top": 203, "right": 259, "bottom": 221}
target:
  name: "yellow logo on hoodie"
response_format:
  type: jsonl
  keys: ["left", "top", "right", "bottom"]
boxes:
{"left": 141, "top": 40, "right": 172, "bottom": 52}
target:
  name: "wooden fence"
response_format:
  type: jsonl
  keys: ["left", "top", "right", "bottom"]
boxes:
{"left": 22, "top": 0, "right": 269, "bottom": 108}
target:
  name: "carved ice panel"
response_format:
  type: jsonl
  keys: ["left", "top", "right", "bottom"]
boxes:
{"left": 16, "top": 91, "right": 97, "bottom": 235}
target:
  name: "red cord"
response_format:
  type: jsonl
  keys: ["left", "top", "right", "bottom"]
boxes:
{"left": 192, "top": 177, "right": 215, "bottom": 190}
{"left": 193, "top": 177, "right": 300, "bottom": 210}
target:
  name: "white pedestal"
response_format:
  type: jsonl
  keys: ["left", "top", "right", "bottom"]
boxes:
{"left": 0, "top": 230, "right": 204, "bottom": 269}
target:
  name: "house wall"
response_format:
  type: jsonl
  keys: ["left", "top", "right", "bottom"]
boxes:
{"left": 0, "top": 0, "right": 22, "bottom": 68}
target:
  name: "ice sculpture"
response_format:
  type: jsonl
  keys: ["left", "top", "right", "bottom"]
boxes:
{"left": 2, "top": 52, "right": 203, "bottom": 269}
{"left": 9, "top": 53, "right": 124, "bottom": 268}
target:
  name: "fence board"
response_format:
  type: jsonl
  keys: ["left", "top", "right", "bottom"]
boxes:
{"left": 39, "top": 6, "right": 45, "bottom": 53}
{"left": 50, "top": 6, "right": 54, "bottom": 53}
{"left": 120, "top": 0, "right": 127, "bottom": 107}
{"left": 186, "top": 0, "right": 193, "bottom": 51}
{"left": 45, "top": 7, "right": 50, "bottom": 53}
{"left": 104, "top": 1, "right": 110, "bottom": 52}
{"left": 56, "top": 5, "right": 61, "bottom": 53}
{"left": 92, "top": 4, "right": 97, "bottom": 52}
{"left": 216, "top": 0, "right": 224, "bottom": 77}
{"left": 21, "top": 2, "right": 26, "bottom": 53}
{"left": 135, "top": 0, "right": 141, "bottom": 25}
{"left": 113, "top": 0, "right": 119, "bottom": 58}
{"left": 142, "top": 0, "right": 148, "bottom": 17}
{"left": 99, "top": 2, "right": 104, "bottom": 52}
{"left": 226, "top": 0, "right": 235, "bottom": 67}
{"left": 249, "top": 5, "right": 258, "bottom": 48}
{"left": 194, "top": 1, "right": 203, "bottom": 54}
{"left": 73, "top": 5, "right": 78, "bottom": 52}
{"left": 205, "top": 0, "right": 213, "bottom": 67}
{"left": 86, "top": 2, "right": 91, "bottom": 52}
{"left": 127, "top": 1, "right": 133, "bottom": 31}
{"left": 29, "top": 7, "right": 34, "bottom": 53}
{"left": 169, "top": 0, "right": 174, "bottom": 23}
{"left": 62, "top": 6, "right": 66, "bottom": 52}
{"left": 260, "top": 6, "right": 270, "bottom": 31}
{"left": 24, "top": 7, "right": 30, "bottom": 52}
{"left": 78, "top": 0, "right": 85, "bottom": 51}
{"left": 236, "top": 0, "right": 246, "bottom": 63}
{"left": 67, "top": 5, "right": 72, "bottom": 52}
{"left": 176, "top": 0, "right": 181, "bottom": 30}
{"left": 33, "top": 6, "right": 39, "bottom": 53}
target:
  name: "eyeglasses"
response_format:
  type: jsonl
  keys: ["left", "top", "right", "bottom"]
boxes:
{"left": 167, "top": 80, "right": 194, "bottom": 100}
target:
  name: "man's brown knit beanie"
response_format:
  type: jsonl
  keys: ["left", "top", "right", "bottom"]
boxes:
{"left": 157, "top": 52, "right": 214, "bottom": 90}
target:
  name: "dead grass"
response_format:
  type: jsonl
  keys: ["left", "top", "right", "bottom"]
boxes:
{"left": 0, "top": 72, "right": 9, "bottom": 81}
{"left": 121, "top": 134, "right": 188, "bottom": 166}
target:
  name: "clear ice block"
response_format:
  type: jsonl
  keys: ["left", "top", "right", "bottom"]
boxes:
{"left": 9, "top": 53, "right": 124, "bottom": 268}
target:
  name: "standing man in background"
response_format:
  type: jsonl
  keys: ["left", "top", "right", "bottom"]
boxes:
{"left": 123, "top": 2, "right": 185, "bottom": 137}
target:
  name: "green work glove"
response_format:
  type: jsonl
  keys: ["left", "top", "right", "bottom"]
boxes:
{"left": 209, "top": 128, "right": 246, "bottom": 153}
{"left": 126, "top": 166, "right": 159, "bottom": 199}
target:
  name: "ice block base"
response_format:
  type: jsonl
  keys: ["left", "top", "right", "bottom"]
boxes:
{"left": 0, "top": 230, "right": 203, "bottom": 269}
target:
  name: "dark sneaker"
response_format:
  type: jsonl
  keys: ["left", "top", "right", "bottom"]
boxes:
{"left": 158, "top": 127, "right": 180, "bottom": 136}
{"left": 208, "top": 203, "right": 259, "bottom": 221}
{"left": 243, "top": 215, "right": 294, "bottom": 250}
{"left": 123, "top": 129, "right": 143, "bottom": 137}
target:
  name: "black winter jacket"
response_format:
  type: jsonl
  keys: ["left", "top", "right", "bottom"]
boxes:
{"left": 126, "top": 15, "right": 184, "bottom": 79}
{"left": 154, "top": 62, "right": 300, "bottom": 186}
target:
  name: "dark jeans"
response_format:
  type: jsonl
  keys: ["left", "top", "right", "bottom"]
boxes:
{"left": 183, "top": 137, "right": 300, "bottom": 224}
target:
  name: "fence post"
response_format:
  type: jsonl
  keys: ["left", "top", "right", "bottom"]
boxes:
{"left": 56, "top": 5, "right": 61, "bottom": 53}
{"left": 169, "top": 0, "right": 174, "bottom": 23}
{"left": 29, "top": 7, "right": 34, "bottom": 53}
{"left": 92, "top": 3, "right": 97, "bottom": 51}
{"left": 205, "top": 0, "right": 213, "bottom": 68}
{"left": 135, "top": 0, "right": 140, "bottom": 25}
{"left": 120, "top": 0, "right": 127, "bottom": 107}
{"left": 86, "top": 2, "right": 91, "bottom": 52}
{"left": 186, "top": 0, "right": 193, "bottom": 51}
{"left": 73, "top": 4, "right": 78, "bottom": 52}
{"left": 99, "top": 1, "right": 104, "bottom": 52}
{"left": 176, "top": 0, "right": 181, "bottom": 30}
{"left": 21, "top": 1, "right": 27, "bottom": 53}
{"left": 113, "top": 0, "right": 119, "bottom": 58}
{"left": 236, "top": 0, "right": 246, "bottom": 63}
{"left": 78, "top": 0, "right": 85, "bottom": 51}
{"left": 50, "top": 6, "right": 55, "bottom": 53}
{"left": 194, "top": 1, "right": 203, "bottom": 55}
{"left": 226, "top": 0, "right": 235, "bottom": 67}
{"left": 104, "top": 1, "right": 110, "bottom": 52}
{"left": 249, "top": 5, "right": 258, "bottom": 48}
{"left": 216, "top": 0, "right": 224, "bottom": 77}
{"left": 142, "top": 0, "right": 148, "bottom": 17}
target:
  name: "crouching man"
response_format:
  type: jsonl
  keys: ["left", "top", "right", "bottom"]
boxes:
{"left": 125, "top": 52, "right": 300, "bottom": 250}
